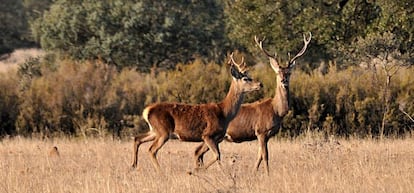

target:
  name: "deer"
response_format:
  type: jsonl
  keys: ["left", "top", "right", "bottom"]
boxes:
{"left": 194, "top": 33, "right": 312, "bottom": 174}
{"left": 131, "top": 53, "right": 263, "bottom": 172}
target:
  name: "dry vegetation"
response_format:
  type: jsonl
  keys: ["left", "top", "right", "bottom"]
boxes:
{"left": 1, "top": 136, "right": 414, "bottom": 193}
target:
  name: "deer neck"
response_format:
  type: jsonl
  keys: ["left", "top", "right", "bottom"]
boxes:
{"left": 272, "top": 79, "right": 289, "bottom": 117}
{"left": 219, "top": 81, "right": 245, "bottom": 121}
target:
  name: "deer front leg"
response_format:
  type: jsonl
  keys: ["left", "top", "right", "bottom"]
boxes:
{"left": 254, "top": 134, "right": 269, "bottom": 174}
{"left": 254, "top": 140, "right": 263, "bottom": 172}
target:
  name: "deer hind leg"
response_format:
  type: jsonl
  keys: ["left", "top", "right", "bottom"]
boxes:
{"left": 194, "top": 142, "right": 210, "bottom": 168}
{"left": 132, "top": 131, "right": 156, "bottom": 169}
{"left": 148, "top": 133, "right": 169, "bottom": 172}
{"left": 202, "top": 137, "right": 221, "bottom": 170}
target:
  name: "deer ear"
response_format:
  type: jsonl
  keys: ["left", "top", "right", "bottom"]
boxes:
{"left": 230, "top": 65, "right": 243, "bottom": 79}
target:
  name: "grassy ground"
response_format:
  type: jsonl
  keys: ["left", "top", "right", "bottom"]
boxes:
{"left": 1, "top": 136, "right": 414, "bottom": 193}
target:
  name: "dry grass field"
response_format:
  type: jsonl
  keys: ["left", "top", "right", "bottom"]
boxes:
{"left": 1, "top": 135, "right": 414, "bottom": 193}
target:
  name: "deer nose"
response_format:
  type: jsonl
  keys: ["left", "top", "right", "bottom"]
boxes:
{"left": 259, "top": 82, "right": 263, "bottom": 88}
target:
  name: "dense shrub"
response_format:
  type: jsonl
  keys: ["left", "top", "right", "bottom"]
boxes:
{"left": 151, "top": 59, "right": 231, "bottom": 104}
{"left": 13, "top": 57, "right": 261, "bottom": 138}
{"left": 286, "top": 64, "right": 414, "bottom": 138}
{"left": 0, "top": 72, "right": 19, "bottom": 136}
{"left": 17, "top": 61, "right": 131, "bottom": 136}
{"left": 1, "top": 56, "right": 413, "bottom": 139}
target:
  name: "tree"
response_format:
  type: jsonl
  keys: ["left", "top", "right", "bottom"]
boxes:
{"left": 23, "top": 0, "right": 53, "bottom": 19}
{"left": 0, "top": 0, "right": 30, "bottom": 55}
{"left": 339, "top": 0, "right": 414, "bottom": 65}
{"left": 351, "top": 32, "right": 410, "bottom": 138}
{"left": 0, "top": 0, "right": 52, "bottom": 56}
{"left": 31, "top": 0, "right": 229, "bottom": 71}
{"left": 224, "top": 0, "right": 413, "bottom": 68}
{"left": 224, "top": 0, "right": 344, "bottom": 63}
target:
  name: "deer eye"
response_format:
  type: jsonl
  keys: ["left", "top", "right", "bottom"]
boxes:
{"left": 242, "top": 77, "right": 252, "bottom": 82}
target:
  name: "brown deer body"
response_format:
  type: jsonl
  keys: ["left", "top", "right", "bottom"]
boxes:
{"left": 132, "top": 54, "right": 262, "bottom": 171}
{"left": 195, "top": 33, "right": 311, "bottom": 174}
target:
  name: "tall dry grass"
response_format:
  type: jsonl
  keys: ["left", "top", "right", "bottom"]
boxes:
{"left": 1, "top": 136, "right": 413, "bottom": 193}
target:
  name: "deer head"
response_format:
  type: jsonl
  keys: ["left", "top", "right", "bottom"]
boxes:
{"left": 229, "top": 52, "right": 263, "bottom": 92}
{"left": 255, "top": 33, "right": 312, "bottom": 88}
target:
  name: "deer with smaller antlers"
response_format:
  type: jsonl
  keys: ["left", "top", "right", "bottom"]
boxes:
{"left": 132, "top": 53, "right": 262, "bottom": 172}
{"left": 195, "top": 33, "right": 311, "bottom": 174}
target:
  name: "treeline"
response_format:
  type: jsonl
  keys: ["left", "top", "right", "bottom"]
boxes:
{"left": 0, "top": 58, "right": 413, "bottom": 138}
{"left": 2, "top": 0, "right": 413, "bottom": 69}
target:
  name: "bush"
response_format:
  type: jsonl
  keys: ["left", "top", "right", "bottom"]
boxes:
{"left": 149, "top": 59, "right": 230, "bottom": 104}
{"left": 3, "top": 55, "right": 414, "bottom": 139}
{"left": 31, "top": 0, "right": 228, "bottom": 71}
{"left": 287, "top": 64, "right": 414, "bottom": 138}
{"left": 13, "top": 57, "right": 258, "bottom": 138}
{"left": 0, "top": 71, "right": 19, "bottom": 136}
{"left": 16, "top": 59, "right": 150, "bottom": 137}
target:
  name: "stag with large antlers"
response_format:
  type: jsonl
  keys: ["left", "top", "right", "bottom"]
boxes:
{"left": 195, "top": 33, "right": 311, "bottom": 174}
{"left": 132, "top": 53, "right": 262, "bottom": 172}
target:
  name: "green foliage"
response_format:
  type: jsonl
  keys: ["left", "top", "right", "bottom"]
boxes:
{"left": 373, "top": 0, "right": 414, "bottom": 55}
{"left": 31, "top": 0, "right": 229, "bottom": 71}
{"left": 345, "top": 32, "right": 410, "bottom": 66}
{"left": 3, "top": 0, "right": 414, "bottom": 71}
{"left": 23, "top": 0, "right": 53, "bottom": 21}
{"left": 224, "top": 0, "right": 414, "bottom": 68}
{"left": 224, "top": 0, "right": 342, "bottom": 62}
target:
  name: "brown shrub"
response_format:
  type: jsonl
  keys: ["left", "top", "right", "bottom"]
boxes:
{"left": 4, "top": 55, "right": 414, "bottom": 138}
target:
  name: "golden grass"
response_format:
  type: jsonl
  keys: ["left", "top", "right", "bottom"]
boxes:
{"left": 1, "top": 136, "right": 414, "bottom": 193}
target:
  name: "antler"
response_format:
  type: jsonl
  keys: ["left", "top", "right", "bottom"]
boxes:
{"left": 255, "top": 35, "right": 280, "bottom": 70}
{"left": 229, "top": 52, "right": 248, "bottom": 73}
{"left": 254, "top": 36, "right": 277, "bottom": 59}
{"left": 288, "top": 32, "right": 312, "bottom": 67}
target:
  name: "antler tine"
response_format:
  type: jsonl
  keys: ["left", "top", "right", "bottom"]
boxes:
{"left": 254, "top": 35, "right": 276, "bottom": 59}
{"left": 229, "top": 52, "right": 248, "bottom": 73}
{"left": 229, "top": 52, "right": 237, "bottom": 66}
{"left": 288, "top": 32, "right": 312, "bottom": 66}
